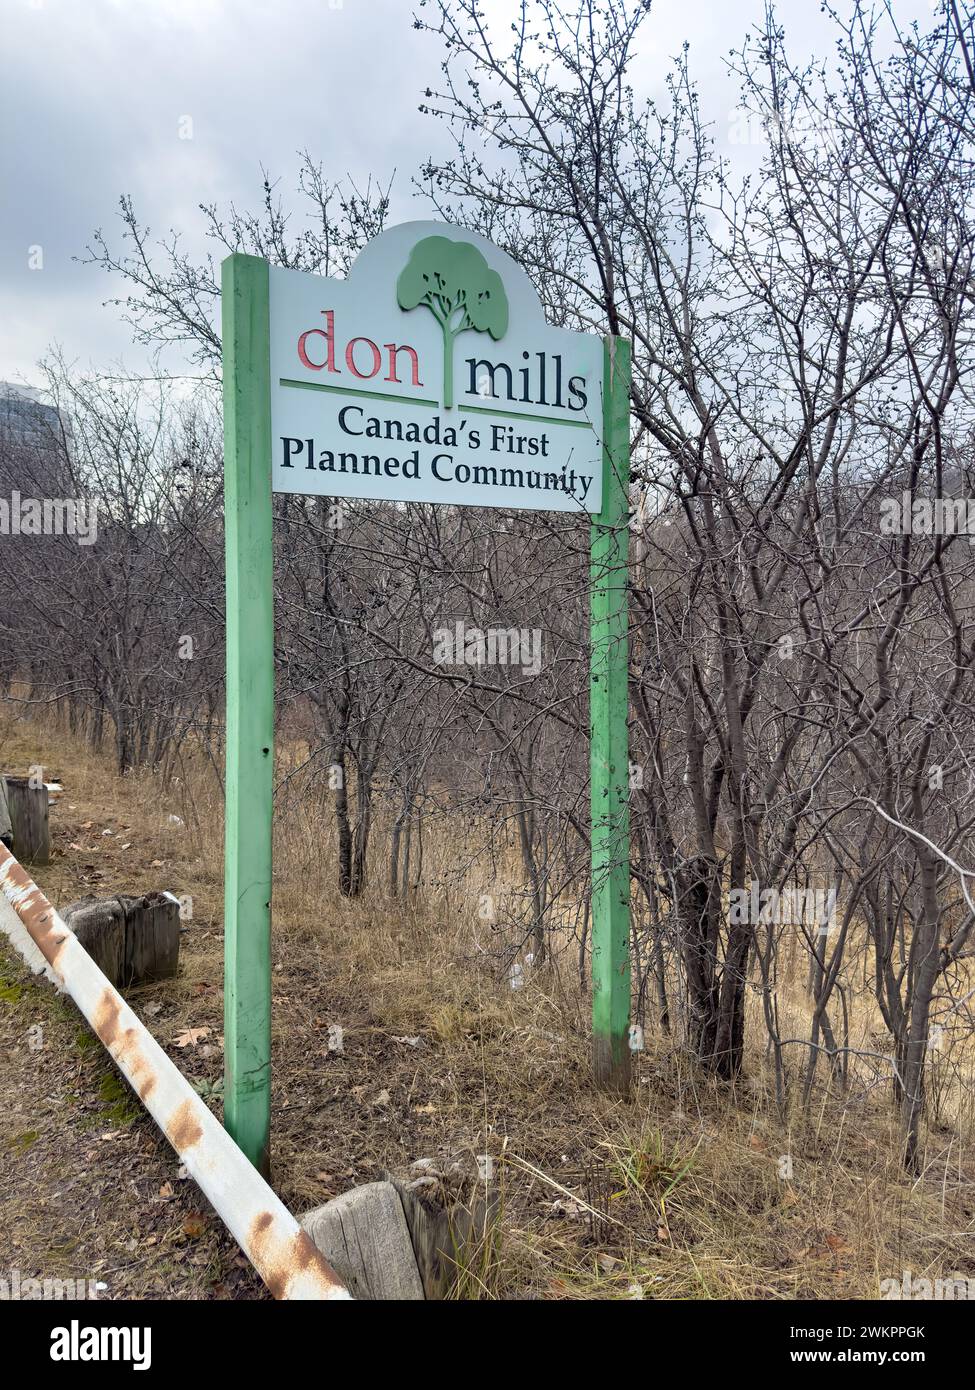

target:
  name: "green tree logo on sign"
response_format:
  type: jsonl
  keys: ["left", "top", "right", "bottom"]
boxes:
{"left": 396, "top": 236, "right": 509, "bottom": 408}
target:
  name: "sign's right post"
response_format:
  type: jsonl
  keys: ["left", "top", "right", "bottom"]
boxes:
{"left": 590, "top": 333, "right": 632, "bottom": 1095}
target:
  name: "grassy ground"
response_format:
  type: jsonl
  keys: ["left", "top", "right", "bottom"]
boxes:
{"left": 1, "top": 705, "right": 973, "bottom": 1299}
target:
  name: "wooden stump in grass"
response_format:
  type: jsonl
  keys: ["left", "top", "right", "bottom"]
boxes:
{"left": 3, "top": 776, "right": 50, "bottom": 866}
{"left": 62, "top": 892, "right": 180, "bottom": 988}
{"left": 301, "top": 1171, "right": 500, "bottom": 1300}
{"left": 301, "top": 1182, "right": 425, "bottom": 1301}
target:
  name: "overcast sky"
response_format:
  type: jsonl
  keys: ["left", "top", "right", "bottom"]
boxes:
{"left": 0, "top": 0, "right": 937, "bottom": 387}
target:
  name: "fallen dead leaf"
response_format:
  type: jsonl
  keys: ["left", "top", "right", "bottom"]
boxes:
{"left": 172, "top": 1027, "right": 211, "bottom": 1048}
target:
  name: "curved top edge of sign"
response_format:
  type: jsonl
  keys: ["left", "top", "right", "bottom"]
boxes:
{"left": 347, "top": 219, "right": 548, "bottom": 326}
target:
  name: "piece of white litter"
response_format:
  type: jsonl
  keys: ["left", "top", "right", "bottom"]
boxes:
{"left": 166, "top": 815, "right": 185, "bottom": 828}
{"left": 628, "top": 1023, "right": 645, "bottom": 1052}
{"left": 509, "top": 962, "right": 524, "bottom": 991}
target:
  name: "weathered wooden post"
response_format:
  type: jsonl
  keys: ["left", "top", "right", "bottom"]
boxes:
{"left": 222, "top": 253, "right": 275, "bottom": 1177}
{"left": 589, "top": 335, "right": 632, "bottom": 1095}
{"left": 4, "top": 775, "right": 51, "bottom": 866}
{"left": 62, "top": 892, "right": 181, "bottom": 988}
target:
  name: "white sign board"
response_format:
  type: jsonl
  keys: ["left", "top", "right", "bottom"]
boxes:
{"left": 269, "top": 221, "right": 604, "bottom": 513}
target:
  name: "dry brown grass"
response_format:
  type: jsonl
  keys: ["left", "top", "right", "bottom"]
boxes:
{"left": 1, "top": 701, "right": 974, "bottom": 1299}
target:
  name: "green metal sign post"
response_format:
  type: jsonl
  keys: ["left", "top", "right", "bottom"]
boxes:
{"left": 222, "top": 253, "right": 274, "bottom": 1176}
{"left": 220, "top": 227, "right": 633, "bottom": 1174}
{"left": 590, "top": 336, "right": 632, "bottom": 1096}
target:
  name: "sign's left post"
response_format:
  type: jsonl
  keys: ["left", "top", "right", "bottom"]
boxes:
{"left": 221, "top": 254, "right": 274, "bottom": 1176}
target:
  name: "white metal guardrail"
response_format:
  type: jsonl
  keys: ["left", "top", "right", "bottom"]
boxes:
{"left": 0, "top": 843, "right": 350, "bottom": 1301}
